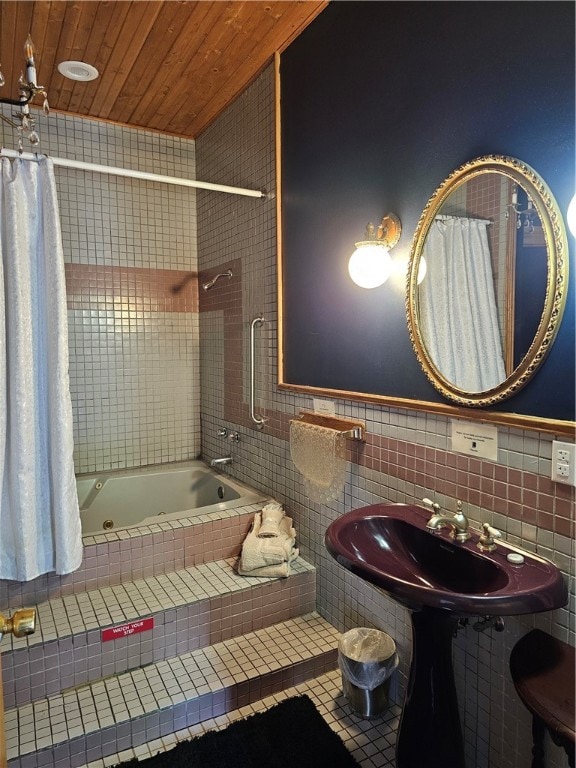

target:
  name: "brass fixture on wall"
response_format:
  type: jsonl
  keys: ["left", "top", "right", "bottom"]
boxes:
{"left": 0, "top": 36, "right": 49, "bottom": 150}
{"left": 507, "top": 184, "right": 539, "bottom": 232}
{"left": 0, "top": 608, "right": 36, "bottom": 642}
{"left": 348, "top": 213, "right": 402, "bottom": 289}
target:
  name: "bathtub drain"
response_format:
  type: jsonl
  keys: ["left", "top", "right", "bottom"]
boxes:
{"left": 103, "top": 519, "right": 114, "bottom": 530}
{"left": 218, "top": 485, "right": 225, "bottom": 500}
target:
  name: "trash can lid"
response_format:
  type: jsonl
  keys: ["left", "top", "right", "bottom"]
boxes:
{"left": 338, "top": 627, "right": 396, "bottom": 663}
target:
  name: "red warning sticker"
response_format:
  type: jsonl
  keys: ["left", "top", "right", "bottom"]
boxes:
{"left": 101, "top": 617, "right": 154, "bottom": 642}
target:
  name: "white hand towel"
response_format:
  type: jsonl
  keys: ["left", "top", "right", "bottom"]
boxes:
{"left": 278, "top": 516, "right": 296, "bottom": 540}
{"left": 237, "top": 548, "right": 299, "bottom": 579}
{"left": 241, "top": 533, "right": 295, "bottom": 572}
{"left": 258, "top": 502, "right": 286, "bottom": 538}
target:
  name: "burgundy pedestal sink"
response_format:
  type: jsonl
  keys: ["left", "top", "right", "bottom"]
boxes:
{"left": 325, "top": 503, "right": 568, "bottom": 768}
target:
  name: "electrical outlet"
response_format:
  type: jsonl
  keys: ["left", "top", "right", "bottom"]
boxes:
{"left": 551, "top": 440, "right": 576, "bottom": 486}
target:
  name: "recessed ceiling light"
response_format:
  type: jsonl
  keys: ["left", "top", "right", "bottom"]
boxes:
{"left": 57, "top": 61, "right": 99, "bottom": 82}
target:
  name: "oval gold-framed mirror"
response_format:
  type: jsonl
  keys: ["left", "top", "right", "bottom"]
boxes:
{"left": 406, "top": 155, "right": 569, "bottom": 407}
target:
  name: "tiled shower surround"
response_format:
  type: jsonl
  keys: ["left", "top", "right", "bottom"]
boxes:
{"left": 196, "top": 66, "right": 575, "bottom": 768}
{"left": 0, "top": 107, "right": 201, "bottom": 474}
{"left": 0, "top": 66, "right": 573, "bottom": 768}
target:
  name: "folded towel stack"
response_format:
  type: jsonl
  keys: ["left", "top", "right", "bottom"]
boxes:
{"left": 238, "top": 503, "right": 298, "bottom": 578}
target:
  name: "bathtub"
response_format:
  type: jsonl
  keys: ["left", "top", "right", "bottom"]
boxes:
{"left": 77, "top": 460, "right": 265, "bottom": 535}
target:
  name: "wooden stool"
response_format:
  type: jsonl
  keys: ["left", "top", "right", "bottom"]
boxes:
{"left": 510, "top": 629, "right": 575, "bottom": 768}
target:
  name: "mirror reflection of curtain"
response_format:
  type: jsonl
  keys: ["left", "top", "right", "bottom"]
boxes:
{"left": 419, "top": 217, "right": 506, "bottom": 392}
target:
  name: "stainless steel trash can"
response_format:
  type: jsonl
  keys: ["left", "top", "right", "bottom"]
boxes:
{"left": 338, "top": 628, "right": 398, "bottom": 718}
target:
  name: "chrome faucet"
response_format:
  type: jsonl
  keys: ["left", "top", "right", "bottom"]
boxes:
{"left": 210, "top": 456, "right": 232, "bottom": 468}
{"left": 425, "top": 499, "right": 471, "bottom": 543}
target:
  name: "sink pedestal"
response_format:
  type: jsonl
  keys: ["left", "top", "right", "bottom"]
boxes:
{"left": 396, "top": 608, "right": 465, "bottom": 768}
{"left": 324, "top": 503, "right": 568, "bottom": 766}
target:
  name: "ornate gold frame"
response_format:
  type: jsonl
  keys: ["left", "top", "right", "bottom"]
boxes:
{"left": 406, "top": 155, "right": 569, "bottom": 407}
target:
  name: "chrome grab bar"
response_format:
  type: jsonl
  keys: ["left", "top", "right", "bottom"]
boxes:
{"left": 250, "top": 315, "right": 266, "bottom": 429}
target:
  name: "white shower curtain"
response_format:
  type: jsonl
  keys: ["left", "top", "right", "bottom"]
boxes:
{"left": 418, "top": 217, "right": 505, "bottom": 392}
{"left": 0, "top": 157, "right": 82, "bottom": 581}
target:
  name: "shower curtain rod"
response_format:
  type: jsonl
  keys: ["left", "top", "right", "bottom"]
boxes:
{"left": 435, "top": 213, "right": 492, "bottom": 224}
{"left": 0, "top": 148, "right": 266, "bottom": 199}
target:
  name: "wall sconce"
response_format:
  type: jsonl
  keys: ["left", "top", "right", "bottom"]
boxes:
{"left": 506, "top": 185, "right": 539, "bottom": 232}
{"left": 0, "top": 35, "right": 49, "bottom": 151}
{"left": 348, "top": 213, "right": 402, "bottom": 288}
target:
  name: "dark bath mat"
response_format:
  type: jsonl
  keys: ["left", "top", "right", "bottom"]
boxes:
{"left": 113, "top": 694, "right": 361, "bottom": 767}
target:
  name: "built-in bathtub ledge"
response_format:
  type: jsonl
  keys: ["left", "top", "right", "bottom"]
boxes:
{"left": 82, "top": 497, "right": 270, "bottom": 547}
{"left": 1, "top": 499, "right": 273, "bottom": 611}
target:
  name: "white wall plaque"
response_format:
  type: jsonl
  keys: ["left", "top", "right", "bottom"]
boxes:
{"left": 451, "top": 420, "right": 498, "bottom": 461}
{"left": 312, "top": 398, "right": 336, "bottom": 416}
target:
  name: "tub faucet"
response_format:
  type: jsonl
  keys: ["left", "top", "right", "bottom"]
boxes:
{"left": 425, "top": 499, "right": 471, "bottom": 543}
{"left": 210, "top": 456, "right": 232, "bottom": 468}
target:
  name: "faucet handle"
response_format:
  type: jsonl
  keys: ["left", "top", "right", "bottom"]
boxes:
{"left": 422, "top": 497, "right": 441, "bottom": 512}
{"left": 482, "top": 522, "right": 502, "bottom": 539}
{"left": 477, "top": 522, "right": 502, "bottom": 552}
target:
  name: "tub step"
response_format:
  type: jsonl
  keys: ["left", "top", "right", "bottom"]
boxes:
{"left": 5, "top": 612, "right": 340, "bottom": 768}
{"left": 2, "top": 557, "right": 315, "bottom": 709}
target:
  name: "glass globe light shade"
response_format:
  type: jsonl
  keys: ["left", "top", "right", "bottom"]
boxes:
{"left": 348, "top": 243, "right": 392, "bottom": 289}
{"left": 417, "top": 256, "right": 427, "bottom": 284}
{"left": 567, "top": 193, "right": 576, "bottom": 237}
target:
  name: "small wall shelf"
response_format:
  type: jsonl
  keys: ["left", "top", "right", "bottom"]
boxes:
{"left": 293, "top": 411, "right": 365, "bottom": 441}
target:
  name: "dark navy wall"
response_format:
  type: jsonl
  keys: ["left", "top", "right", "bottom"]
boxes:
{"left": 280, "top": 1, "right": 575, "bottom": 421}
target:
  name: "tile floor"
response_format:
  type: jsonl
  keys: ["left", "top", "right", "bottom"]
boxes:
{"left": 80, "top": 668, "right": 401, "bottom": 768}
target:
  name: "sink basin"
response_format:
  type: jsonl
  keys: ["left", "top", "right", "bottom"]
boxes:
{"left": 326, "top": 504, "right": 568, "bottom": 768}
{"left": 325, "top": 503, "right": 567, "bottom": 615}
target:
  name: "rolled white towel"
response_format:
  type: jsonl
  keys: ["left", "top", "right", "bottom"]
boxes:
{"left": 251, "top": 512, "right": 262, "bottom": 536}
{"left": 263, "top": 501, "right": 284, "bottom": 515}
{"left": 278, "top": 516, "right": 296, "bottom": 540}
{"left": 258, "top": 502, "right": 285, "bottom": 538}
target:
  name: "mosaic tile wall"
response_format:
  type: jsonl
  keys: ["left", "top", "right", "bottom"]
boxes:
{"left": 196, "top": 65, "right": 575, "bottom": 768}
{"left": 0, "top": 106, "right": 200, "bottom": 473}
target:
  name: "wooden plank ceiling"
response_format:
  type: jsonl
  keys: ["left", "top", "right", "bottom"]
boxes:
{"left": 0, "top": 1, "right": 328, "bottom": 138}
